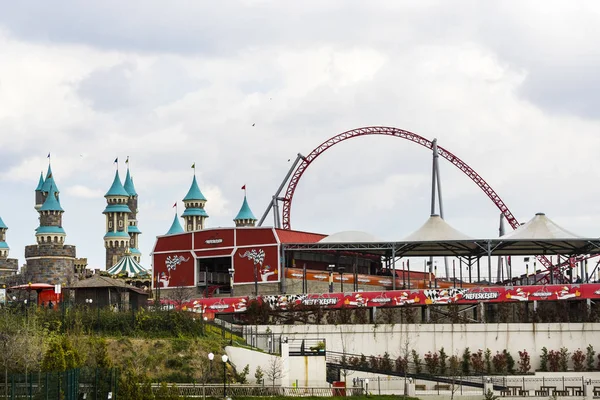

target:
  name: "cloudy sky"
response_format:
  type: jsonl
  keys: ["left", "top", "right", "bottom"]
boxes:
{"left": 1, "top": 1, "right": 600, "bottom": 279}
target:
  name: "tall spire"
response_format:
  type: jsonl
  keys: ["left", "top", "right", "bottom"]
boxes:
{"left": 234, "top": 194, "right": 257, "bottom": 227}
{"left": 105, "top": 170, "right": 129, "bottom": 197}
{"left": 35, "top": 172, "right": 45, "bottom": 191}
{"left": 166, "top": 212, "right": 184, "bottom": 235}
{"left": 41, "top": 163, "right": 59, "bottom": 193}
{"left": 124, "top": 166, "right": 138, "bottom": 197}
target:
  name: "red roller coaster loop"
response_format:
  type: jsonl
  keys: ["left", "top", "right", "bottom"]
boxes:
{"left": 280, "top": 126, "right": 556, "bottom": 276}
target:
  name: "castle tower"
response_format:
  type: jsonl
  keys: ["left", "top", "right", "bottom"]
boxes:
{"left": 182, "top": 175, "right": 209, "bottom": 232}
{"left": 166, "top": 212, "right": 184, "bottom": 235}
{"left": 234, "top": 194, "right": 257, "bottom": 227}
{"left": 0, "top": 216, "right": 18, "bottom": 278}
{"left": 103, "top": 169, "right": 132, "bottom": 270}
{"left": 25, "top": 163, "right": 76, "bottom": 285}
{"left": 123, "top": 164, "right": 142, "bottom": 262}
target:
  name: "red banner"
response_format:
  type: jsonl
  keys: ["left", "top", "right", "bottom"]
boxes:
{"left": 174, "top": 283, "right": 600, "bottom": 314}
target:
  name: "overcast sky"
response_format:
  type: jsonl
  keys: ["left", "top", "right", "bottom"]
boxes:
{"left": 1, "top": 1, "right": 600, "bottom": 279}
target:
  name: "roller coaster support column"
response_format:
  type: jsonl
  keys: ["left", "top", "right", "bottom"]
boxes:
{"left": 392, "top": 245, "right": 396, "bottom": 291}
{"left": 430, "top": 139, "right": 449, "bottom": 278}
{"left": 258, "top": 153, "right": 305, "bottom": 227}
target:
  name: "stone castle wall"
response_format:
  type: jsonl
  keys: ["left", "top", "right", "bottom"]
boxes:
{"left": 106, "top": 244, "right": 127, "bottom": 270}
{"left": 0, "top": 258, "right": 18, "bottom": 279}
{"left": 25, "top": 244, "right": 76, "bottom": 285}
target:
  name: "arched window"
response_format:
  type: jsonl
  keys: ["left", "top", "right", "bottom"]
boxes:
{"left": 108, "top": 221, "right": 113, "bottom": 229}
{"left": 118, "top": 220, "right": 123, "bottom": 228}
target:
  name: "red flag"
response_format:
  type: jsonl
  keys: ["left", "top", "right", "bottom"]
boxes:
{"left": 241, "top": 185, "right": 246, "bottom": 190}
{"left": 173, "top": 202, "right": 177, "bottom": 208}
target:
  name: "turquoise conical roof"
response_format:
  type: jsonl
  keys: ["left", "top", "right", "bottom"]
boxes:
{"left": 166, "top": 213, "right": 184, "bottom": 235}
{"left": 183, "top": 175, "right": 207, "bottom": 201}
{"left": 234, "top": 195, "right": 257, "bottom": 221}
{"left": 35, "top": 172, "right": 45, "bottom": 191}
{"left": 105, "top": 170, "right": 129, "bottom": 197}
{"left": 0, "top": 216, "right": 7, "bottom": 229}
{"left": 40, "top": 185, "right": 64, "bottom": 212}
{"left": 41, "top": 164, "right": 58, "bottom": 193}
{"left": 124, "top": 168, "right": 138, "bottom": 196}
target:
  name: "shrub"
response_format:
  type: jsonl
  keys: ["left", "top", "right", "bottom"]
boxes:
{"left": 540, "top": 347, "right": 549, "bottom": 372}
{"left": 369, "top": 355, "right": 380, "bottom": 370}
{"left": 492, "top": 351, "right": 507, "bottom": 374}
{"left": 449, "top": 355, "right": 460, "bottom": 376}
{"left": 587, "top": 345, "right": 595, "bottom": 371}
{"left": 411, "top": 350, "right": 422, "bottom": 374}
{"left": 439, "top": 347, "right": 448, "bottom": 375}
{"left": 548, "top": 350, "right": 560, "bottom": 372}
{"left": 359, "top": 354, "right": 368, "bottom": 368}
{"left": 471, "top": 349, "right": 485, "bottom": 375}
{"left": 254, "top": 366, "right": 264, "bottom": 384}
{"left": 484, "top": 349, "right": 492, "bottom": 374}
{"left": 518, "top": 350, "right": 531, "bottom": 374}
{"left": 572, "top": 349, "right": 585, "bottom": 372}
{"left": 395, "top": 356, "right": 408, "bottom": 373}
{"left": 424, "top": 351, "right": 440, "bottom": 375}
{"left": 504, "top": 350, "right": 516, "bottom": 374}
{"left": 559, "top": 347, "right": 570, "bottom": 372}
{"left": 381, "top": 352, "right": 393, "bottom": 371}
{"left": 461, "top": 348, "right": 471, "bottom": 375}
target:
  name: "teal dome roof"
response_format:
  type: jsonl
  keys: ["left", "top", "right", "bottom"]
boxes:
{"left": 104, "top": 231, "right": 130, "bottom": 239}
{"left": 36, "top": 226, "right": 66, "bottom": 234}
{"left": 127, "top": 225, "right": 142, "bottom": 233}
{"left": 103, "top": 204, "right": 132, "bottom": 214}
{"left": 181, "top": 207, "right": 209, "bottom": 217}
{"left": 183, "top": 175, "right": 207, "bottom": 201}
{"left": 0, "top": 216, "right": 7, "bottom": 229}
{"left": 129, "top": 247, "right": 142, "bottom": 254}
{"left": 0, "top": 242, "right": 8, "bottom": 249}
{"left": 40, "top": 187, "right": 64, "bottom": 212}
{"left": 234, "top": 195, "right": 257, "bottom": 221}
{"left": 35, "top": 172, "right": 45, "bottom": 191}
{"left": 105, "top": 170, "right": 129, "bottom": 197}
{"left": 41, "top": 165, "right": 59, "bottom": 193}
{"left": 124, "top": 168, "right": 138, "bottom": 196}
{"left": 166, "top": 213, "right": 184, "bottom": 235}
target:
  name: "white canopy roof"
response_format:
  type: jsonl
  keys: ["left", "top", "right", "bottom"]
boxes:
{"left": 403, "top": 215, "right": 472, "bottom": 242}
{"left": 500, "top": 213, "right": 582, "bottom": 240}
{"left": 320, "top": 230, "right": 381, "bottom": 243}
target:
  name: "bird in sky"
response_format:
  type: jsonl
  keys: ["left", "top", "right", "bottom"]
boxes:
{"left": 252, "top": 123, "right": 255, "bottom": 127}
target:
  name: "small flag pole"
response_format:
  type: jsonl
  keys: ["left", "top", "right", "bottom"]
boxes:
{"left": 191, "top": 162, "right": 196, "bottom": 175}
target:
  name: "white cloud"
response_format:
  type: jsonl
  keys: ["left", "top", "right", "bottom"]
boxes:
{"left": 1, "top": 2, "right": 600, "bottom": 272}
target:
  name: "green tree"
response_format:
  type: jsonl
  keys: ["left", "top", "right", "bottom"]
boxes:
{"left": 95, "top": 337, "right": 112, "bottom": 369}
{"left": 254, "top": 365, "right": 264, "bottom": 385}
{"left": 238, "top": 364, "right": 250, "bottom": 384}
{"left": 62, "top": 336, "right": 83, "bottom": 369}
{"left": 42, "top": 337, "right": 66, "bottom": 372}
{"left": 461, "top": 348, "right": 471, "bottom": 375}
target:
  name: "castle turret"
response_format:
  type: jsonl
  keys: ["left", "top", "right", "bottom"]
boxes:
{"left": 103, "top": 169, "right": 132, "bottom": 270}
{"left": 234, "top": 194, "right": 257, "bottom": 227}
{"left": 182, "top": 175, "right": 208, "bottom": 232}
{"left": 25, "top": 162, "right": 76, "bottom": 285}
{"left": 0, "top": 216, "right": 18, "bottom": 278}
{"left": 123, "top": 164, "right": 142, "bottom": 262}
{"left": 166, "top": 212, "right": 184, "bottom": 235}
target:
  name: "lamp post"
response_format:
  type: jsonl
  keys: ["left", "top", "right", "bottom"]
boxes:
{"left": 221, "top": 354, "right": 228, "bottom": 398}
{"left": 365, "top": 378, "right": 369, "bottom": 394}
{"left": 228, "top": 268, "right": 235, "bottom": 297}
{"left": 207, "top": 352, "right": 214, "bottom": 383}
{"left": 327, "top": 264, "right": 335, "bottom": 293}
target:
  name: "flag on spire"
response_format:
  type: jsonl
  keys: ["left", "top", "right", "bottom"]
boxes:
{"left": 47, "top": 152, "right": 51, "bottom": 159}
{"left": 191, "top": 163, "right": 195, "bottom": 169}
{"left": 241, "top": 184, "right": 246, "bottom": 191}
{"left": 114, "top": 157, "right": 118, "bottom": 164}
{"left": 126, "top": 156, "right": 129, "bottom": 164}
{"left": 173, "top": 202, "right": 177, "bottom": 208}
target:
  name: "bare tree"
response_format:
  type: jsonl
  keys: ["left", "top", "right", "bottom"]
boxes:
{"left": 266, "top": 356, "right": 284, "bottom": 388}
{"left": 339, "top": 326, "right": 355, "bottom": 383}
{"left": 169, "top": 285, "right": 196, "bottom": 309}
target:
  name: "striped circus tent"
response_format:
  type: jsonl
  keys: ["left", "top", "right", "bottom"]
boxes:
{"left": 107, "top": 254, "right": 148, "bottom": 277}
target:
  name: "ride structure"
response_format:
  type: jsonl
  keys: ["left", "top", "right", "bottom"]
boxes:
{"left": 257, "top": 126, "right": 589, "bottom": 283}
